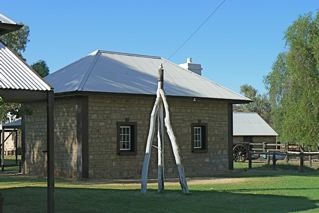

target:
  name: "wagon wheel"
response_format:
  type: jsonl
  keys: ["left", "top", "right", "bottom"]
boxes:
{"left": 233, "top": 144, "right": 247, "bottom": 162}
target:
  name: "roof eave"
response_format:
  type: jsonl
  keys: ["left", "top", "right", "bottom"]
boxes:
{"left": 0, "top": 23, "right": 23, "bottom": 36}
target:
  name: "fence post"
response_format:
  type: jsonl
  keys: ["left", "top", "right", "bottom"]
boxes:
{"left": 262, "top": 142, "right": 267, "bottom": 153}
{"left": 248, "top": 143, "right": 252, "bottom": 169}
{"left": 267, "top": 150, "right": 271, "bottom": 165}
{"left": 299, "top": 151, "right": 304, "bottom": 172}
{"left": 285, "top": 143, "right": 289, "bottom": 164}
{"left": 272, "top": 152, "right": 276, "bottom": 170}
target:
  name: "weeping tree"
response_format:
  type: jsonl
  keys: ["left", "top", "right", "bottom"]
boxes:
{"left": 265, "top": 12, "right": 319, "bottom": 146}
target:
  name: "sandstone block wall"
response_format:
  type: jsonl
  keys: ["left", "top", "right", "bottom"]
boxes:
{"left": 88, "top": 94, "right": 230, "bottom": 179}
{"left": 24, "top": 98, "right": 80, "bottom": 178}
{"left": 25, "top": 93, "right": 231, "bottom": 179}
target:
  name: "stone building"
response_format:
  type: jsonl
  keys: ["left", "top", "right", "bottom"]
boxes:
{"left": 233, "top": 112, "right": 278, "bottom": 144}
{"left": 24, "top": 51, "right": 249, "bottom": 179}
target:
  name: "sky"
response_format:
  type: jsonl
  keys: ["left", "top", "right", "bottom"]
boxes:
{"left": 2, "top": 0, "right": 318, "bottom": 94}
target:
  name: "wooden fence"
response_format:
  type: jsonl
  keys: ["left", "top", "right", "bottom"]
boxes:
{"left": 246, "top": 142, "right": 319, "bottom": 172}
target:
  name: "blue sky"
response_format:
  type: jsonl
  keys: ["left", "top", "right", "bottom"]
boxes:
{"left": 2, "top": 0, "right": 318, "bottom": 94}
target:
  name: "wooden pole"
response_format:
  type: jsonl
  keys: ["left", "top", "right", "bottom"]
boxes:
{"left": 15, "top": 130, "right": 18, "bottom": 165}
{"left": 1, "top": 124, "right": 4, "bottom": 171}
{"left": 21, "top": 116, "right": 26, "bottom": 173}
{"left": 47, "top": 91, "right": 55, "bottom": 213}
{"left": 157, "top": 64, "right": 165, "bottom": 192}
{"left": 299, "top": 151, "right": 304, "bottom": 172}
{"left": 159, "top": 89, "right": 189, "bottom": 194}
{"left": 272, "top": 152, "right": 276, "bottom": 170}
{"left": 157, "top": 104, "right": 164, "bottom": 192}
{"left": 248, "top": 144, "right": 252, "bottom": 169}
{"left": 141, "top": 94, "right": 161, "bottom": 193}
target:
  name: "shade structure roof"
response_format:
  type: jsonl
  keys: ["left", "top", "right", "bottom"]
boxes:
{"left": 0, "top": 42, "right": 52, "bottom": 102}
{"left": 2, "top": 118, "right": 21, "bottom": 129}
{"left": 46, "top": 50, "right": 250, "bottom": 103}
{"left": 233, "top": 112, "right": 278, "bottom": 136}
{"left": 0, "top": 13, "right": 22, "bottom": 35}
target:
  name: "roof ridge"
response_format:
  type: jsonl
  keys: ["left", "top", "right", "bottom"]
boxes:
{"left": 77, "top": 50, "right": 101, "bottom": 91}
{"left": 96, "top": 50, "right": 161, "bottom": 59}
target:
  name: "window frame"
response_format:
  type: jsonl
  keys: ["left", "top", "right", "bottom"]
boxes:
{"left": 191, "top": 123, "right": 208, "bottom": 153}
{"left": 117, "top": 122, "right": 137, "bottom": 155}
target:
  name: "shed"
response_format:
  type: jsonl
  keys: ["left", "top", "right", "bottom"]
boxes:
{"left": 233, "top": 112, "right": 278, "bottom": 144}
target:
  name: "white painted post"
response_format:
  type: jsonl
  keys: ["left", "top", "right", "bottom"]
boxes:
{"left": 159, "top": 89, "right": 189, "bottom": 194}
{"left": 141, "top": 93, "right": 160, "bottom": 193}
{"left": 141, "top": 64, "right": 189, "bottom": 194}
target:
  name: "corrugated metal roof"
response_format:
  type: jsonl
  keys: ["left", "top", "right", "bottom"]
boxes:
{"left": 2, "top": 118, "right": 21, "bottom": 129}
{"left": 233, "top": 112, "right": 278, "bottom": 136}
{"left": 0, "top": 42, "right": 51, "bottom": 91}
{"left": 0, "top": 13, "right": 22, "bottom": 35}
{"left": 0, "top": 13, "right": 16, "bottom": 24}
{"left": 46, "top": 50, "right": 250, "bottom": 102}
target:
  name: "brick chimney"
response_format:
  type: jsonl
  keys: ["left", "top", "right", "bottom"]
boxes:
{"left": 179, "top": 58, "right": 202, "bottom": 75}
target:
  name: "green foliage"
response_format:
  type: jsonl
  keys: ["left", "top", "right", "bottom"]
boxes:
{"left": 31, "top": 60, "right": 49, "bottom": 77}
{"left": 266, "top": 12, "right": 319, "bottom": 146}
{"left": 234, "top": 84, "right": 271, "bottom": 124}
{"left": 0, "top": 24, "right": 48, "bottom": 121}
{"left": 0, "top": 24, "right": 29, "bottom": 58}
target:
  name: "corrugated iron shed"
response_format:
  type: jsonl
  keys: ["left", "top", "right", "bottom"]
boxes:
{"left": 46, "top": 50, "right": 250, "bottom": 102}
{"left": 233, "top": 112, "right": 278, "bottom": 136}
{"left": 0, "top": 42, "right": 52, "bottom": 102}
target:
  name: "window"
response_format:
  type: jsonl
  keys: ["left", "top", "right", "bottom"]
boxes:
{"left": 191, "top": 123, "right": 207, "bottom": 152}
{"left": 117, "top": 122, "right": 137, "bottom": 155}
{"left": 119, "top": 126, "right": 131, "bottom": 151}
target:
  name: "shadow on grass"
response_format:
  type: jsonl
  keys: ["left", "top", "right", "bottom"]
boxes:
{"left": 0, "top": 187, "right": 318, "bottom": 213}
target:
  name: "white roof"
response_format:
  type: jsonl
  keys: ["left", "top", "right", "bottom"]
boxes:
{"left": 0, "top": 42, "right": 51, "bottom": 91}
{"left": 0, "top": 13, "right": 16, "bottom": 25}
{"left": 46, "top": 50, "right": 249, "bottom": 102}
{"left": 233, "top": 112, "right": 278, "bottom": 136}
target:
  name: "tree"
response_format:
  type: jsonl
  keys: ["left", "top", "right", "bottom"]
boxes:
{"left": 0, "top": 24, "right": 49, "bottom": 77}
{"left": 234, "top": 84, "right": 271, "bottom": 124}
{"left": 31, "top": 60, "right": 49, "bottom": 77}
{"left": 0, "top": 25, "right": 29, "bottom": 58}
{"left": 0, "top": 23, "right": 49, "bottom": 122}
{"left": 265, "top": 12, "right": 319, "bottom": 146}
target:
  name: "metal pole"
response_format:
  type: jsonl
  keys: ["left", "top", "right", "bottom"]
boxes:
{"left": 47, "top": 91, "right": 55, "bottom": 213}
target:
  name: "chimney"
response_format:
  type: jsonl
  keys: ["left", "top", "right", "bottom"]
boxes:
{"left": 179, "top": 57, "right": 202, "bottom": 75}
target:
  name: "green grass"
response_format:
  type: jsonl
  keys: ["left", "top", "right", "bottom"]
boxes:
{"left": 0, "top": 168, "right": 319, "bottom": 213}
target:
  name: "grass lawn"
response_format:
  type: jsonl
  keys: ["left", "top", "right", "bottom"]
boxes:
{"left": 0, "top": 165, "right": 318, "bottom": 213}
